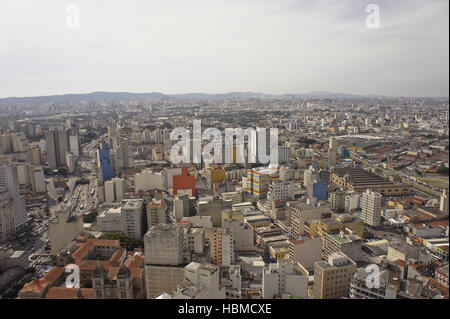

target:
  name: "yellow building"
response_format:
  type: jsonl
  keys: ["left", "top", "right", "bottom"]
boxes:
{"left": 207, "top": 167, "right": 227, "bottom": 188}
{"left": 312, "top": 252, "right": 357, "bottom": 299}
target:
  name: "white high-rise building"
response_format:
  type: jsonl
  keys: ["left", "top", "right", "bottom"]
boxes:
{"left": 121, "top": 199, "right": 144, "bottom": 238}
{"left": 104, "top": 180, "right": 115, "bottom": 203}
{"left": 361, "top": 189, "right": 382, "bottom": 227}
{"left": 345, "top": 192, "right": 361, "bottom": 213}
{"left": 0, "top": 159, "right": 27, "bottom": 234}
{"left": 267, "top": 180, "right": 294, "bottom": 202}
{"left": 0, "top": 186, "right": 15, "bottom": 241}
{"left": 262, "top": 259, "right": 309, "bottom": 299}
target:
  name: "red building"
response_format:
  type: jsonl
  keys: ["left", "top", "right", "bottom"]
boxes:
{"left": 173, "top": 167, "right": 196, "bottom": 197}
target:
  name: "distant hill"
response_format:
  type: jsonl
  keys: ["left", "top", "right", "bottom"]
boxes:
{"left": 0, "top": 90, "right": 404, "bottom": 105}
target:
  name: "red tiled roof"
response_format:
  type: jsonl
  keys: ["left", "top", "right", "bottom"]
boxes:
{"left": 44, "top": 287, "right": 94, "bottom": 299}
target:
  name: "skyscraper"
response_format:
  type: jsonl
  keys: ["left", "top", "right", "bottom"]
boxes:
{"left": 45, "top": 128, "right": 70, "bottom": 169}
{"left": 96, "top": 141, "right": 115, "bottom": 180}
{"left": 361, "top": 189, "right": 382, "bottom": 227}
{"left": 0, "top": 157, "right": 27, "bottom": 234}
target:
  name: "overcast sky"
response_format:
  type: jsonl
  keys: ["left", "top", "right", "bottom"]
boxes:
{"left": 0, "top": 0, "right": 448, "bottom": 98}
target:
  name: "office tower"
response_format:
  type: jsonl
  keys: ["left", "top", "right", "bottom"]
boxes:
{"left": 121, "top": 199, "right": 144, "bottom": 238}
{"left": 66, "top": 152, "right": 76, "bottom": 174}
{"left": 312, "top": 180, "right": 328, "bottom": 201}
{"left": 45, "top": 130, "right": 57, "bottom": 169}
{"left": 361, "top": 189, "right": 382, "bottom": 227}
{"left": 174, "top": 195, "right": 190, "bottom": 221}
{"left": 144, "top": 224, "right": 186, "bottom": 298}
{"left": 289, "top": 237, "right": 322, "bottom": 271}
{"left": 322, "top": 229, "right": 363, "bottom": 262}
{"left": 0, "top": 159, "right": 27, "bottom": 234}
{"left": 69, "top": 135, "right": 80, "bottom": 157}
{"left": 206, "top": 167, "right": 226, "bottom": 189}
{"left": 104, "top": 180, "right": 115, "bottom": 203}
{"left": 267, "top": 180, "right": 294, "bottom": 202}
{"left": 205, "top": 227, "right": 235, "bottom": 266}
{"left": 152, "top": 129, "right": 164, "bottom": 144}
{"left": 113, "top": 142, "right": 134, "bottom": 173}
{"left": 331, "top": 191, "right": 346, "bottom": 213}
{"left": 222, "top": 219, "right": 253, "bottom": 252}
{"left": 112, "top": 177, "right": 125, "bottom": 202}
{"left": 57, "top": 129, "right": 70, "bottom": 166}
{"left": 142, "top": 129, "right": 152, "bottom": 144}
{"left": 247, "top": 166, "right": 279, "bottom": 198}
{"left": 290, "top": 201, "right": 332, "bottom": 239}
{"left": 30, "top": 146, "right": 41, "bottom": 165}
{"left": 312, "top": 252, "right": 357, "bottom": 299}
{"left": 147, "top": 199, "right": 166, "bottom": 228}
{"left": 262, "top": 259, "right": 309, "bottom": 299}
{"left": 198, "top": 196, "right": 232, "bottom": 227}
{"left": 45, "top": 129, "right": 70, "bottom": 169}
{"left": 345, "top": 192, "right": 361, "bottom": 213}
{"left": 29, "top": 166, "right": 45, "bottom": 193}
{"left": 0, "top": 186, "right": 15, "bottom": 241}
{"left": 97, "top": 141, "right": 114, "bottom": 180}
{"left": 303, "top": 166, "right": 316, "bottom": 188}
{"left": 134, "top": 169, "right": 164, "bottom": 194}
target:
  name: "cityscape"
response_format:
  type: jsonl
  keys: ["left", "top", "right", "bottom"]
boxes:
{"left": 0, "top": 0, "right": 448, "bottom": 307}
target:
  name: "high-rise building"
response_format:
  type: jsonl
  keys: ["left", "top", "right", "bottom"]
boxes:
{"left": 0, "top": 186, "right": 15, "bottom": 241}
{"left": 331, "top": 191, "right": 346, "bottom": 213}
{"left": 144, "top": 224, "right": 186, "bottom": 298}
{"left": 247, "top": 166, "right": 279, "bottom": 198}
{"left": 97, "top": 141, "right": 115, "bottom": 180}
{"left": 312, "top": 180, "right": 328, "bottom": 201}
{"left": 263, "top": 259, "right": 309, "bottom": 299}
{"left": 121, "top": 199, "right": 144, "bottom": 239}
{"left": 205, "top": 227, "right": 235, "bottom": 266}
{"left": 0, "top": 158, "right": 27, "bottom": 234}
{"left": 206, "top": 167, "right": 227, "bottom": 189}
{"left": 267, "top": 180, "right": 294, "bottom": 202}
{"left": 45, "top": 129, "right": 70, "bottom": 169}
{"left": 361, "top": 189, "right": 382, "bottom": 227}
{"left": 312, "top": 252, "right": 357, "bottom": 299}
{"left": 147, "top": 199, "right": 166, "bottom": 228}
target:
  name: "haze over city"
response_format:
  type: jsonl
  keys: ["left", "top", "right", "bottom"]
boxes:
{"left": 0, "top": 0, "right": 448, "bottom": 98}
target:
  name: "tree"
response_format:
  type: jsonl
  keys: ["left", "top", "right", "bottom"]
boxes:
{"left": 99, "top": 232, "right": 143, "bottom": 250}
{"left": 83, "top": 211, "right": 98, "bottom": 223}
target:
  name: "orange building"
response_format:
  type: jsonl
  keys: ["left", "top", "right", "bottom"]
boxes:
{"left": 173, "top": 167, "right": 196, "bottom": 197}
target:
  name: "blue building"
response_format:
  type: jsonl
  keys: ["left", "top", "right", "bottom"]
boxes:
{"left": 313, "top": 180, "right": 328, "bottom": 201}
{"left": 97, "top": 141, "right": 114, "bottom": 180}
{"left": 341, "top": 148, "right": 350, "bottom": 159}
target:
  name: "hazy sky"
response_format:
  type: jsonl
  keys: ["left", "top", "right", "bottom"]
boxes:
{"left": 0, "top": 0, "right": 448, "bottom": 97}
